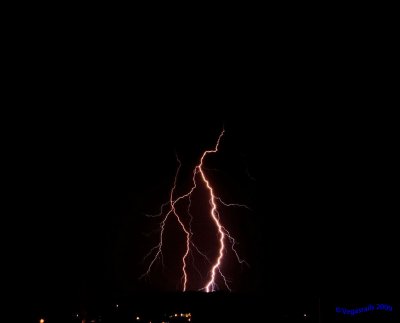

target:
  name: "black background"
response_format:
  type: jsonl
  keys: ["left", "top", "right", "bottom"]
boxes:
{"left": 4, "top": 17, "right": 398, "bottom": 319}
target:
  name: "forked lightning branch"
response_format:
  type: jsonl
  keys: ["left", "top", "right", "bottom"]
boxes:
{"left": 140, "top": 129, "right": 249, "bottom": 292}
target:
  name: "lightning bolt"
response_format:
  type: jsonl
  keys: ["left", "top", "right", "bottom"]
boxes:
{"left": 140, "top": 156, "right": 191, "bottom": 291}
{"left": 141, "top": 129, "right": 248, "bottom": 292}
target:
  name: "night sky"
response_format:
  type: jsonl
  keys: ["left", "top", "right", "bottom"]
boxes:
{"left": 7, "top": 25, "right": 397, "bottom": 314}
{"left": 15, "top": 109, "right": 397, "bottom": 310}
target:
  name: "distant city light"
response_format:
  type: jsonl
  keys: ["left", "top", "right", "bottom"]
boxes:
{"left": 39, "top": 319, "right": 45, "bottom": 323}
{"left": 168, "top": 312, "right": 191, "bottom": 321}
{"left": 136, "top": 316, "right": 140, "bottom": 320}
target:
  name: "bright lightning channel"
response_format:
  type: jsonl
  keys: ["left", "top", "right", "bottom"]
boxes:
{"left": 141, "top": 129, "right": 248, "bottom": 292}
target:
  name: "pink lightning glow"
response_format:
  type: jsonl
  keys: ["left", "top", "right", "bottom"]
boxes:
{"left": 196, "top": 130, "right": 227, "bottom": 292}
{"left": 141, "top": 129, "right": 248, "bottom": 292}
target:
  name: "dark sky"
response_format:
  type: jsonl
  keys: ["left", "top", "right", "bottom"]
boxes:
{"left": 14, "top": 110, "right": 397, "bottom": 310}
{"left": 7, "top": 23, "right": 397, "bottom": 311}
